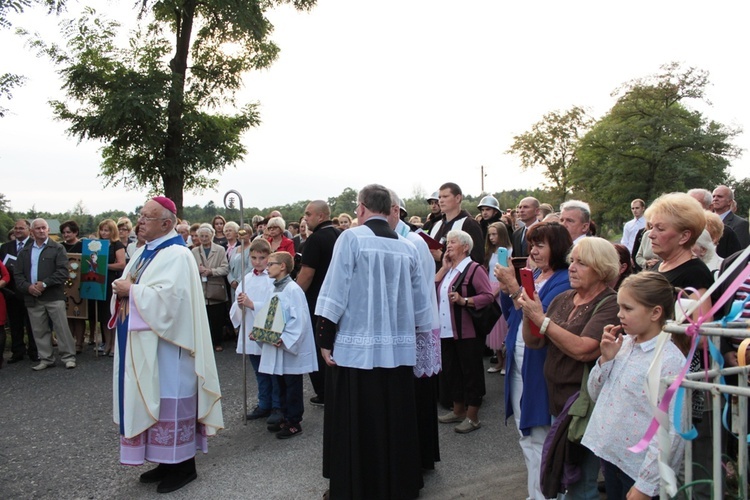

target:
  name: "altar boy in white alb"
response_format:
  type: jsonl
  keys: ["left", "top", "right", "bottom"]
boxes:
{"left": 229, "top": 238, "right": 281, "bottom": 424}
{"left": 254, "top": 251, "right": 318, "bottom": 439}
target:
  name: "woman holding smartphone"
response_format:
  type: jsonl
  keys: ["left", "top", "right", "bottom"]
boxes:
{"left": 493, "top": 222, "right": 572, "bottom": 500}
{"left": 516, "top": 236, "right": 621, "bottom": 499}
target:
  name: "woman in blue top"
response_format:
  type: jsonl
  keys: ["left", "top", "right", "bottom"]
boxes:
{"left": 494, "top": 222, "right": 572, "bottom": 500}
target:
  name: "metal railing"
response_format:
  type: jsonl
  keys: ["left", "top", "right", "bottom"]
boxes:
{"left": 663, "top": 322, "right": 749, "bottom": 499}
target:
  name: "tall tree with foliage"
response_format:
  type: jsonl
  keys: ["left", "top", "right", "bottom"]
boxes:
{"left": 28, "top": 0, "right": 315, "bottom": 216}
{"left": 506, "top": 106, "right": 593, "bottom": 206}
{"left": 570, "top": 63, "right": 740, "bottom": 225}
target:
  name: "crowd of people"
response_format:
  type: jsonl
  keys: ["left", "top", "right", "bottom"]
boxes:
{"left": 1, "top": 182, "right": 749, "bottom": 498}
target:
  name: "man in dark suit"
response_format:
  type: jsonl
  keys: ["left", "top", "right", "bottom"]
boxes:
{"left": 688, "top": 188, "right": 742, "bottom": 258}
{"left": 0, "top": 219, "right": 38, "bottom": 363}
{"left": 13, "top": 218, "right": 77, "bottom": 370}
{"left": 511, "top": 197, "right": 540, "bottom": 258}
{"left": 713, "top": 185, "right": 750, "bottom": 248}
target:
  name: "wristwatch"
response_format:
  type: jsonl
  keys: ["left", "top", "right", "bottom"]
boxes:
{"left": 41, "top": 282, "right": 47, "bottom": 289}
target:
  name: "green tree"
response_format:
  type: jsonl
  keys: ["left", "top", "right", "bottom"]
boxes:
{"left": 730, "top": 177, "right": 750, "bottom": 219}
{"left": 0, "top": 192, "right": 10, "bottom": 212}
{"left": 28, "top": 0, "right": 315, "bottom": 216}
{"left": 571, "top": 63, "right": 740, "bottom": 226}
{"left": 328, "top": 187, "right": 358, "bottom": 217}
{"left": 506, "top": 106, "right": 593, "bottom": 206}
{"left": 0, "top": 192, "right": 13, "bottom": 241}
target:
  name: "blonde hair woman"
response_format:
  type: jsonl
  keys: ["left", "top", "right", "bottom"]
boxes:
{"left": 96, "top": 218, "right": 126, "bottom": 356}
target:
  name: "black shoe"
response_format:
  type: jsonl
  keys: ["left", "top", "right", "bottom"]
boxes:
{"left": 6, "top": 356, "right": 23, "bottom": 364}
{"left": 266, "top": 409, "right": 284, "bottom": 425}
{"left": 267, "top": 421, "right": 284, "bottom": 433}
{"left": 140, "top": 464, "right": 171, "bottom": 484}
{"left": 276, "top": 423, "right": 303, "bottom": 439}
{"left": 156, "top": 471, "right": 197, "bottom": 493}
{"left": 309, "top": 395, "right": 324, "bottom": 407}
{"left": 246, "top": 405, "right": 272, "bottom": 420}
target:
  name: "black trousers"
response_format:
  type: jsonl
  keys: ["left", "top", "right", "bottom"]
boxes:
{"left": 441, "top": 336, "right": 486, "bottom": 407}
{"left": 205, "top": 303, "right": 226, "bottom": 347}
{"left": 307, "top": 314, "right": 327, "bottom": 398}
{"left": 5, "top": 292, "right": 36, "bottom": 358}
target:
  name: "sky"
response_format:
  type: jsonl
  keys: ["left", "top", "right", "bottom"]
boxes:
{"left": 1, "top": 0, "right": 749, "bottom": 215}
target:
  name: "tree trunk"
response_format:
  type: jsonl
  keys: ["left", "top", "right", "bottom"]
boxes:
{"left": 163, "top": 173, "right": 185, "bottom": 218}
{"left": 163, "top": 0, "right": 196, "bottom": 218}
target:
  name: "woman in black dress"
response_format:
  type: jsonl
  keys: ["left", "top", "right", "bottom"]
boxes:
{"left": 96, "top": 219, "right": 126, "bottom": 356}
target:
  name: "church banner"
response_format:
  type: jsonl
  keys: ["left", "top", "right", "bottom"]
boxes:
{"left": 80, "top": 238, "right": 109, "bottom": 301}
{"left": 65, "top": 253, "right": 88, "bottom": 319}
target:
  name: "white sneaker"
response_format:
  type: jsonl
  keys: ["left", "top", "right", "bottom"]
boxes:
{"left": 65, "top": 361, "right": 76, "bottom": 369}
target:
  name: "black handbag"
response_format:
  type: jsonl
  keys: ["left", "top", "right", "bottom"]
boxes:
{"left": 452, "top": 263, "right": 502, "bottom": 337}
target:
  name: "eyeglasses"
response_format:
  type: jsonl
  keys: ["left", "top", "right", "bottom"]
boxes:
{"left": 137, "top": 213, "right": 167, "bottom": 222}
{"left": 267, "top": 262, "right": 281, "bottom": 266}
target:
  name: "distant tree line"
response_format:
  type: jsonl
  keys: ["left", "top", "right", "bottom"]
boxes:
{"left": 0, "top": 187, "right": 559, "bottom": 244}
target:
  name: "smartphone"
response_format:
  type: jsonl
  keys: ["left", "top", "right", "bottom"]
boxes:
{"left": 519, "top": 268, "right": 542, "bottom": 338}
{"left": 496, "top": 247, "right": 508, "bottom": 267}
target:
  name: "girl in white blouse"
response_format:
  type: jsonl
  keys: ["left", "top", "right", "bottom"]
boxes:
{"left": 582, "top": 272, "right": 686, "bottom": 500}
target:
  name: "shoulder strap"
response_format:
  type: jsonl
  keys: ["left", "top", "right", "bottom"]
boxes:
{"left": 592, "top": 294, "right": 615, "bottom": 316}
{"left": 454, "top": 261, "right": 480, "bottom": 290}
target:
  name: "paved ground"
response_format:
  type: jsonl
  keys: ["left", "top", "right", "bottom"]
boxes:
{"left": 0, "top": 344, "right": 528, "bottom": 499}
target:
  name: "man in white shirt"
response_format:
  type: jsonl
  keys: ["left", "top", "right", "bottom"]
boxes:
{"left": 560, "top": 200, "right": 592, "bottom": 244}
{"left": 620, "top": 198, "right": 646, "bottom": 255}
{"left": 13, "top": 218, "right": 76, "bottom": 370}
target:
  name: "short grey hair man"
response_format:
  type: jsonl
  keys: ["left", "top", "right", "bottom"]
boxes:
{"left": 687, "top": 188, "right": 712, "bottom": 210}
{"left": 559, "top": 200, "right": 591, "bottom": 243}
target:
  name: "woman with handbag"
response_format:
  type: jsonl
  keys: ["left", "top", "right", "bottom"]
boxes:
{"left": 494, "top": 221, "right": 572, "bottom": 500}
{"left": 192, "top": 223, "right": 229, "bottom": 352}
{"left": 435, "top": 230, "right": 495, "bottom": 434}
{"left": 516, "top": 236, "right": 621, "bottom": 499}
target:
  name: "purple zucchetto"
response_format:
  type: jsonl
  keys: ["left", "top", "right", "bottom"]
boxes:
{"left": 152, "top": 196, "right": 177, "bottom": 214}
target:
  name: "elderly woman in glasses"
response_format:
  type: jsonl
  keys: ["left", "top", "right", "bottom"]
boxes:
{"left": 266, "top": 216, "right": 295, "bottom": 255}
{"left": 192, "top": 223, "right": 229, "bottom": 351}
{"left": 117, "top": 217, "right": 135, "bottom": 261}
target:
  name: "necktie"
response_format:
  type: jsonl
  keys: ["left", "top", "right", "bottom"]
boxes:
{"left": 253, "top": 269, "right": 261, "bottom": 276}
{"left": 17, "top": 241, "right": 23, "bottom": 253}
{"left": 521, "top": 227, "right": 527, "bottom": 255}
